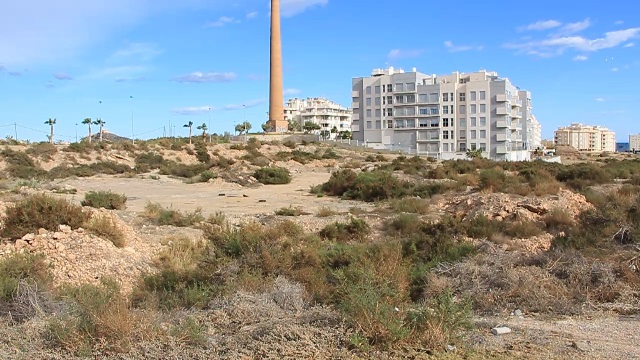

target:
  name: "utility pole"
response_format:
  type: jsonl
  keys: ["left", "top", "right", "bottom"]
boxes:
{"left": 13, "top": 123, "right": 17, "bottom": 141}
{"left": 75, "top": 123, "right": 78, "bottom": 142}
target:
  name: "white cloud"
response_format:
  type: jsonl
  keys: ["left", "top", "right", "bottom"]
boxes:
{"left": 505, "top": 27, "right": 640, "bottom": 57}
{"left": 171, "top": 106, "right": 212, "bottom": 115}
{"left": 559, "top": 18, "right": 591, "bottom": 34}
{"left": 280, "top": 0, "right": 328, "bottom": 17}
{"left": 518, "top": 20, "right": 562, "bottom": 31}
{"left": 206, "top": 16, "right": 240, "bottom": 27}
{"left": 615, "top": 20, "right": 624, "bottom": 25}
{"left": 444, "top": 41, "right": 483, "bottom": 52}
{"left": 595, "top": 97, "right": 605, "bottom": 102}
{"left": 246, "top": 11, "right": 258, "bottom": 19}
{"left": 573, "top": 55, "right": 588, "bottom": 61}
{"left": 54, "top": 72, "right": 73, "bottom": 80}
{"left": 83, "top": 65, "right": 148, "bottom": 81}
{"left": 172, "top": 71, "right": 237, "bottom": 83}
{"left": 612, "top": 67, "right": 619, "bottom": 72}
{"left": 624, "top": 42, "right": 635, "bottom": 47}
{"left": 284, "top": 88, "right": 301, "bottom": 95}
{"left": 109, "top": 42, "right": 162, "bottom": 62}
{"left": 387, "top": 48, "right": 423, "bottom": 60}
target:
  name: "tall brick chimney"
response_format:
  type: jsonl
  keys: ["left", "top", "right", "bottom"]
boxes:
{"left": 268, "top": 0, "right": 285, "bottom": 132}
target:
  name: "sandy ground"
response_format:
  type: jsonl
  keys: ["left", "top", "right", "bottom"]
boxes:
{"left": 56, "top": 172, "right": 374, "bottom": 217}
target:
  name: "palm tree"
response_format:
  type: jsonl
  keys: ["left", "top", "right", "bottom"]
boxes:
{"left": 45, "top": 118, "right": 56, "bottom": 144}
{"left": 82, "top": 117, "right": 92, "bottom": 143}
{"left": 93, "top": 118, "right": 106, "bottom": 142}
{"left": 183, "top": 121, "right": 194, "bottom": 144}
{"left": 197, "top": 123, "right": 208, "bottom": 139}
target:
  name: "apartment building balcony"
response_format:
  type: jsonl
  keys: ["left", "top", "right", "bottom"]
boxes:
{"left": 511, "top": 134, "right": 523, "bottom": 142}
{"left": 351, "top": 113, "right": 359, "bottom": 121}
{"left": 511, "top": 98, "right": 523, "bottom": 107}
{"left": 511, "top": 110, "right": 522, "bottom": 118}
{"left": 496, "top": 120, "right": 509, "bottom": 128}
{"left": 496, "top": 146, "right": 508, "bottom": 154}
{"left": 496, "top": 94, "right": 508, "bottom": 102}
{"left": 512, "top": 121, "right": 523, "bottom": 130}
{"left": 416, "top": 138, "right": 440, "bottom": 142}
{"left": 496, "top": 106, "right": 509, "bottom": 115}
{"left": 351, "top": 124, "right": 360, "bottom": 132}
{"left": 351, "top": 102, "right": 359, "bottom": 109}
{"left": 496, "top": 133, "right": 509, "bottom": 142}
{"left": 352, "top": 91, "right": 360, "bottom": 97}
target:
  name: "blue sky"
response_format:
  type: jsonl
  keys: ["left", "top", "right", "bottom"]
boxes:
{"left": 0, "top": 0, "right": 638, "bottom": 142}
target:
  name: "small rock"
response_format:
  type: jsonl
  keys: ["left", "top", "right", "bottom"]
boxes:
{"left": 571, "top": 341, "right": 590, "bottom": 352}
{"left": 491, "top": 326, "right": 512, "bottom": 335}
{"left": 76, "top": 228, "right": 85, "bottom": 233}
{"left": 21, "top": 233, "right": 36, "bottom": 242}
{"left": 514, "top": 309, "right": 523, "bottom": 317}
{"left": 258, "top": 199, "right": 267, "bottom": 203}
{"left": 52, "top": 232, "right": 64, "bottom": 240}
{"left": 38, "top": 228, "right": 48, "bottom": 235}
{"left": 446, "top": 345, "right": 457, "bottom": 352}
{"left": 59, "top": 224, "right": 72, "bottom": 233}
{"left": 15, "top": 239, "right": 28, "bottom": 250}
{"left": 55, "top": 243, "right": 66, "bottom": 251}
{"left": 243, "top": 194, "right": 249, "bottom": 198}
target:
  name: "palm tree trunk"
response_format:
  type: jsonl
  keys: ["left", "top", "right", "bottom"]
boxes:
{"left": 50, "top": 125, "right": 54, "bottom": 144}
{"left": 99, "top": 125, "right": 103, "bottom": 142}
{"left": 88, "top": 125, "right": 92, "bottom": 143}
{"left": 189, "top": 127, "right": 192, "bottom": 144}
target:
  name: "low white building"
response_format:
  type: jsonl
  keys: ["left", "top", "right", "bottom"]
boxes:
{"left": 283, "top": 97, "right": 352, "bottom": 138}
{"left": 630, "top": 134, "right": 640, "bottom": 152}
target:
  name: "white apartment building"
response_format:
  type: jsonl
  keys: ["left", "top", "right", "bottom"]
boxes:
{"left": 630, "top": 134, "right": 640, "bottom": 152}
{"left": 351, "top": 67, "right": 538, "bottom": 161}
{"left": 554, "top": 123, "right": 616, "bottom": 153}
{"left": 283, "top": 97, "right": 351, "bottom": 138}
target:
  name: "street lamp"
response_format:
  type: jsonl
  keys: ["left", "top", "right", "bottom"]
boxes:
{"left": 75, "top": 123, "right": 78, "bottom": 143}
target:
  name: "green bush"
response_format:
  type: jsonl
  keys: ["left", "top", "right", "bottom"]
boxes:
{"left": 1, "top": 194, "right": 89, "bottom": 239}
{"left": 134, "top": 152, "right": 167, "bottom": 172}
{"left": 143, "top": 203, "right": 205, "bottom": 227}
{"left": 0, "top": 253, "right": 50, "bottom": 301}
{"left": 194, "top": 143, "right": 211, "bottom": 164}
{"left": 81, "top": 191, "right": 127, "bottom": 210}
{"left": 253, "top": 166, "right": 291, "bottom": 185}
{"left": 198, "top": 170, "right": 217, "bottom": 183}
{"left": 25, "top": 143, "right": 58, "bottom": 160}
{"left": 275, "top": 206, "right": 304, "bottom": 216}
{"left": 160, "top": 161, "right": 210, "bottom": 178}
{"left": 85, "top": 216, "right": 126, "bottom": 247}
{"left": 319, "top": 217, "right": 370, "bottom": 242}
{"left": 0, "top": 148, "right": 47, "bottom": 179}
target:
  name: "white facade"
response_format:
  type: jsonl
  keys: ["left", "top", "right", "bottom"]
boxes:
{"left": 630, "top": 134, "right": 640, "bottom": 152}
{"left": 351, "top": 67, "right": 538, "bottom": 161}
{"left": 554, "top": 123, "right": 616, "bottom": 153}
{"left": 283, "top": 97, "right": 351, "bottom": 137}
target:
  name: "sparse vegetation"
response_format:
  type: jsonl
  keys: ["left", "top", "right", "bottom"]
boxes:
{"left": 254, "top": 166, "right": 291, "bottom": 185}
{"left": 81, "top": 190, "right": 127, "bottom": 210}
{"left": 85, "top": 215, "right": 126, "bottom": 247}
{"left": 142, "top": 203, "right": 205, "bottom": 227}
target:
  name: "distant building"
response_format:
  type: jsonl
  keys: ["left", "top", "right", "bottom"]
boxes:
{"left": 617, "top": 142, "right": 630, "bottom": 152}
{"left": 630, "top": 134, "right": 640, "bottom": 152}
{"left": 553, "top": 123, "right": 615, "bottom": 153}
{"left": 283, "top": 97, "right": 351, "bottom": 138}
{"left": 351, "top": 67, "right": 538, "bottom": 161}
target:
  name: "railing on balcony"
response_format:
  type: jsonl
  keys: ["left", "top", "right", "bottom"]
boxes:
{"left": 496, "top": 120, "right": 509, "bottom": 128}
{"left": 496, "top": 94, "right": 508, "bottom": 102}
{"left": 496, "top": 133, "right": 508, "bottom": 142}
{"left": 352, "top": 91, "right": 360, "bottom": 97}
{"left": 351, "top": 102, "right": 359, "bottom": 109}
{"left": 511, "top": 98, "right": 523, "bottom": 107}
{"left": 511, "top": 111, "right": 522, "bottom": 118}
{"left": 496, "top": 107, "right": 509, "bottom": 115}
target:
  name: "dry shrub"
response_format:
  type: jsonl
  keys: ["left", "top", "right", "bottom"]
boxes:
{"left": 143, "top": 202, "right": 204, "bottom": 227}
{"left": 388, "top": 197, "right": 430, "bottom": 214}
{"left": 316, "top": 206, "right": 339, "bottom": 217}
{"left": 156, "top": 235, "right": 206, "bottom": 272}
{"left": 81, "top": 190, "right": 127, "bottom": 210}
{"left": 543, "top": 208, "right": 574, "bottom": 231}
{"left": 319, "top": 217, "right": 370, "bottom": 242}
{"left": 85, "top": 215, "right": 126, "bottom": 247}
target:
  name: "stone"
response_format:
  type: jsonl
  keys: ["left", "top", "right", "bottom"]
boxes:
{"left": 38, "top": 228, "right": 48, "bottom": 235}
{"left": 59, "top": 224, "right": 72, "bottom": 233}
{"left": 15, "top": 239, "right": 28, "bottom": 250}
{"left": 55, "top": 243, "right": 66, "bottom": 251}
{"left": 76, "top": 227, "right": 85, "bottom": 233}
{"left": 491, "top": 326, "right": 512, "bottom": 335}
{"left": 571, "top": 341, "right": 590, "bottom": 352}
{"left": 446, "top": 345, "right": 457, "bottom": 352}
{"left": 514, "top": 309, "right": 523, "bottom": 317}
{"left": 52, "top": 232, "right": 63, "bottom": 240}
{"left": 21, "top": 233, "right": 36, "bottom": 242}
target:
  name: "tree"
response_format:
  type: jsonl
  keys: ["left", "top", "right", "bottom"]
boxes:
{"left": 183, "top": 121, "right": 194, "bottom": 144}
{"left": 288, "top": 120, "right": 301, "bottom": 133}
{"left": 93, "top": 118, "right": 106, "bottom": 142}
{"left": 45, "top": 118, "right": 56, "bottom": 144}
{"left": 320, "top": 130, "right": 330, "bottom": 140}
{"left": 466, "top": 148, "right": 483, "bottom": 159}
{"left": 331, "top": 126, "right": 338, "bottom": 134}
{"left": 262, "top": 122, "right": 274, "bottom": 133}
{"left": 197, "top": 123, "right": 208, "bottom": 139}
{"left": 235, "top": 121, "right": 252, "bottom": 135}
{"left": 338, "top": 130, "right": 352, "bottom": 140}
{"left": 82, "top": 117, "right": 92, "bottom": 143}
{"left": 302, "top": 121, "right": 321, "bottom": 134}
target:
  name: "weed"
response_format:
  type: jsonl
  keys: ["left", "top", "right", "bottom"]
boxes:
{"left": 319, "top": 217, "right": 370, "bottom": 242}
{"left": 275, "top": 206, "right": 305, "bottom": 216}
{"left": 254, "top": 166, "right": 292, "bottom": 185}
{"left": 85, "top": 216, "right": 126, "bottom": 247}
{"left": 198, "top": 170, "right": 217, "bottom": 183}
{"left": 0, "top": 253, "right": 50, "bottom": 302}
{"left": 81, "top": 190, "right": 127, "bottom": 210}
{"left": 171, "top": 316, "right": 208, "bottom": 347}
{"left": 316, "top": 206, "right": 339, "bottom": 217}
{"left": 25, "top": 143, "right": 58, "bottom": 161}
{"left": 1, "top": 193, "right": 89, "bottom": 239}
{"left": 0, "top": 148, "right": 47, "bottom": 179}
{"left": 143, "top": 203, "right": 205, "bottom": 227}
{"left": 388, "top": 197, "right": 430, "bottom": 214}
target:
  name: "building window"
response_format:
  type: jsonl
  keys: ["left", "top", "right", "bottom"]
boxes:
{"left": 479, "top": 143, "right": 486, "bottom": 151}
{"left": 471, "top": 130, "right": 477, "bottom": 139}
{"left": 366, "top": 98, "right": 371, "bottom": 106}
{"left": 479, "top": 91, "right": 486, "bottom": 100}
{"left": 470, "top": 117, "right": 477, "bottom": 126}
{"left": 374, "top": 85, "right": 381, "bottom": 94}
{"left": 460, "top": 118, "right": 466, "bottom": 127}
{"left": 386, "top": 108, "right": 393, "bottom": 116}
{"left": 442, "top": 106, "right": 449, "bottom": 114}
{"left": 387, "top": 96, "right": 393, "bottom": 104}
{"left": 459, "top": 129, "right": 466, "bottom": 139}
{"left": 375, "top": 97, "right": 381, "bottom": 105}
{"left": 395, "top": 95, "right": 403, "bottom": 104}
{"left": 479, "top": 117, "right": 486, "bottom": 126}
{"left": 442, "top": 118, "right": 449, "bottom": 127}
{"left": 429, "top": 93, "right": 439, "bottom": 102}
{"left": 443, "top": 143, "right": 449, "bottom": 152}
{"left": 406, "top": 82, "right": 415, "bottom": 91}
{"left": 470, "top": 104, "right": 476, "bottom": 114}
{"left": 366, "top": 109, "right": 372, "bottom": 118}
{"left": 406, "top": 119, "right": 416, "bottom": 128}
{"left": 382, "top": 97, "right": 386, "bottom": 105}
{"left": 375, "top": 109, "right": 381, "bottom": 117}
{"left": 443, "top": 131, "right": 449, "bottom": 139}
{"left": 430, "top": 107, "right": 439, "bottom": 115}
{"left": 459, "top": 92, "right": 466, "bottom": 101}
{"left": 395, "top": 83, "right": 404, "bottom": 92}
{"left": 460, "top": 143, "right": 467, "bottom": 152}
{"left": 387, "top": 84, "right": 392, "bottom": 92}
{"left": 366, "top": 86, "right": 371, "bottom": 95}
{"left": 419, "top": 107, "right": 428, "bottom": 115}
{"left": 480, "top": 104, "right": 486, "bottom": 113}
{"left": 375, "top": 120, "right": 381, "bottom": 129}
{"left": 418, "top": 94, "right": 427, "bottom": 103}
{"left": 470, "top": 143, "right": 477, "bottom": 150}
{"left": 387, "top": 120, "right": 393, "bottom": 128}
{"left": 480, "top": 130, "right": 486, "bottom": 139}
{"left": 459, "top": 105, "right": 466, "bottom": 114}
{"left": 443, "top": 93, "right": 449, "bottom": 102}
{"left": 406, "top": 94, "right": 415, "bottom": 103}
{"left": 366, "top": 121, "right": 372, "bottom": 129}
{"left": 450, "top": 105, "right": 454, "bottom": 114}
{"left": 470, "top": 91, "right": 477, "bottom": 101}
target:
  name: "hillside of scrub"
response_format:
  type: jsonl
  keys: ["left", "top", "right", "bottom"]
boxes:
{"left": 0, "top": 137, "right": 638, "bottom": 359}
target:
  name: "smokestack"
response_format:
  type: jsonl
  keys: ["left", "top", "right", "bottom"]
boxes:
{"left": 268, "top": 0, "right": 285, "bottom": 132}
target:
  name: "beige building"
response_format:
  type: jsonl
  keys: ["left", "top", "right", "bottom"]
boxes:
{"left": 554, "top": 123, "right": 615, "bottom": 153}
{"left": 630, "top": 134, "right": 640, "bottom": 152}
{"left": 284, "top": 97, "right": 351, "bottom": 138}
{"left": 351, "top": 67, "right": 539, "bottom": 161}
